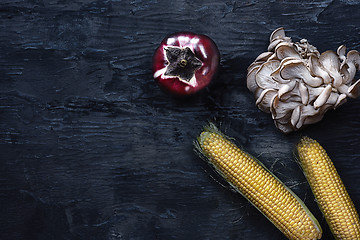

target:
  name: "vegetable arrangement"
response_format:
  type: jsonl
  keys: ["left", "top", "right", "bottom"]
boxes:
{"left": 153, "top": 28, "right": 359, "bottom": 239}
{"left": 194, "top": 124, "right": 360, "bottom": 240}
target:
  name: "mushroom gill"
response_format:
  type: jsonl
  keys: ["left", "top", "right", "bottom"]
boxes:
{"left": 246, "top": 27, "right": 360, "bottom": 133}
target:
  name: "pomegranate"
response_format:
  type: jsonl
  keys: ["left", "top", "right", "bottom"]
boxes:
{"left": 152, "top": 32, "right": 220, "bottom": 96}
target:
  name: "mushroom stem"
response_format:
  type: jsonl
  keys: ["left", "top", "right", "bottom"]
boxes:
{"left": 314, "top": 85, "right": 332, "bottom": 109}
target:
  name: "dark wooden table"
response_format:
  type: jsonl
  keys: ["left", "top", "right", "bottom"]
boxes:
{"left": 1, "top": 1, "right": 360, "bottom": 239}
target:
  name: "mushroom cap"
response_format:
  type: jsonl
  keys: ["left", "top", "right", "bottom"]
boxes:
{"left": 255, "top": 60, "right": 280, "bottom": 89}
{"left": 319, "top": 50, "right": 343, "bottom": 87}
{"left": 246, "top": 66, "right": 260, "bottom": 93}
{"left": 275, "top": 42, "right": 300, "bottom": 60}
{"left": 270, "top": 27, "right": 286, "bottom": 42}
{"left": 309, "top": 55, "right": 332, "bottom": 84}
{"left": 346, "top": 50, "right": 360, "bottom": 69}
{"left": 295, "top": 105, "right": 320, "bottom": 129}
{"left": 270, "top": 95, "right": 301, "bottom": 120}
{"left": 268, "top": 39, "right": 283, "bottom": 52}
{"left": 280, "top": 60, "right": 323, "bottom": 87}
{"left": 256, "top": 89, "right": 277, "bottom": 113}
{"left": 254, "top": 51, "right": 274, "bottom": 62}
{"left": 334, "top": 93, "right": 347, "bottom": 108}
{"left": 348, "top": 79, "right": 360, "bottom": 98}
{"left": 278, "top": 80, "right": 297, "bottom": 100}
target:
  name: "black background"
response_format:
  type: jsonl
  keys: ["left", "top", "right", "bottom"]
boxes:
{"left": 1, "top": 1, "right": 360, "bottom": 239}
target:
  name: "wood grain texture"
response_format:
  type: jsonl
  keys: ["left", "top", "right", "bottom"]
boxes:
{"left": 1, "top": 0, "right": 359, "bottom": 239}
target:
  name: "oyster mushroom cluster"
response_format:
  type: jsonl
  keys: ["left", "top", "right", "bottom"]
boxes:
{"left": 247, "top": 27, "right": 360, "bottom": 133}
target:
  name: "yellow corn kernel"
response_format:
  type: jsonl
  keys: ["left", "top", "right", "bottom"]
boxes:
{"left": 296, "top": 136, "right": 360, "bottom": 240}
{"left": 194, "top": 124, "right": 322, "bottom": 240}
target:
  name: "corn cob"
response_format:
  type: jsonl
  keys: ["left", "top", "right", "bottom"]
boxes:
{"left": 194, "top": 124, "right": 322, "bottom": 240}
{"left": 296, "top": 136, "right": 360, "bottom": 240}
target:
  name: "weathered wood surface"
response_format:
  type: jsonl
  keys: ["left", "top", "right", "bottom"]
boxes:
{"left": 1, "top": 0, "right": 359, "bottom": 239}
